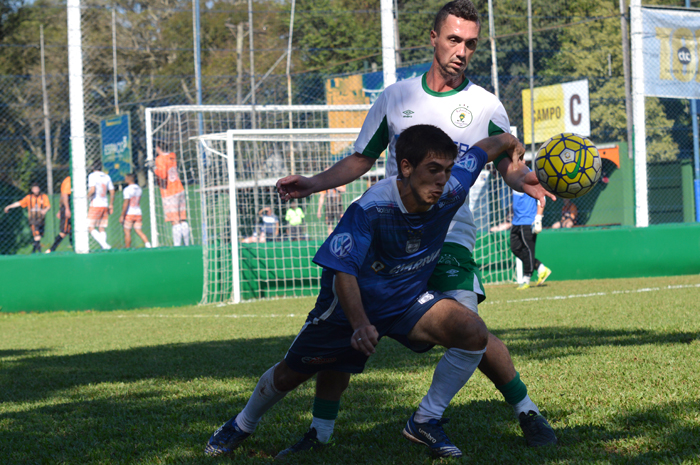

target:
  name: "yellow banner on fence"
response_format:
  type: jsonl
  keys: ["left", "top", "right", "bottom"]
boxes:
{"left": 522, "top": 79, "right": 590, "bottom": 145}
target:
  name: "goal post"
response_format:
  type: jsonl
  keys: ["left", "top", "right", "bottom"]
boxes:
{"left": 193, "top": 128, "right": 366, "bottom": 304}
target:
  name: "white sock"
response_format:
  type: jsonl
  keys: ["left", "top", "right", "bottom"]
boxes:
{"left": 180, "top": 222, "right": 190, "bottom": 246}
{"left": 523, "top": 275, "right": 531, "bottom": 284}
{"left": 414, "top": 289, "right": 483, "bottom": 423}
{"left": 90, "top": 230, "right": 108, "bottom": 249}
{"left": 414, "top": 347, "right": 486, "bottom": 423}
{"left": 538, "top": 263, "right": 547, "bottom": 274}
{"left": 236, "top": 364, "right": 288, "bottom": 433}
{"left": 172, "top": 223, "right": 182, "bottom": 246}
{"left": 310, "top": 417, "right": 335, "bottom": 443}
{"left": 99, "top": 231, "right": 110, "bottom": 249}
{"left": 145, "top": 242, "right": 152, "bottom": 248}
{"left": 513, "top": 394, "right": 540, "bottom": 417}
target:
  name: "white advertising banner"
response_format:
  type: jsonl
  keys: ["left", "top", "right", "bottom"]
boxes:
{"left": 522, "top": 79, "right": 590, "bottom": 144}
{"left": 642, "top": 7, "right": 700, "bottom": 98}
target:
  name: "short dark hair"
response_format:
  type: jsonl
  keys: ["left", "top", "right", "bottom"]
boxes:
{"left": 433, "top": 0, "right": 480, "bottom": 35}
{"left": 395, "top": 125, "right": 457, "bottom": 177}
{"left": 125, "top": 173, "right": 135, "bottom": 182}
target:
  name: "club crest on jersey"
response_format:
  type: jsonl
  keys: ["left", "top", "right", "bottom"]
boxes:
{"left": 405, "top": 229, "right": 423, "bottom": 254}
{"left": 330, "top": 233, "right": 353, "bottom": 258}
{"left": 451, "top": 106, "right": 473, "bottom": 128}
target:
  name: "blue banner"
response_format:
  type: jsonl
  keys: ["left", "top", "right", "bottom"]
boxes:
{"left": 100, "top": 114, "right": 132, "bottom": 183}
{"left": 642, "top": 7, "right": 700, "bottom": 99}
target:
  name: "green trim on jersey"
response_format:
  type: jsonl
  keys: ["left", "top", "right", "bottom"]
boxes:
{"left": 489, "top": 120, "right": 509, "bottom": 167}
{"left": 421, "top": 73, "right": 470, "bottom": 97}
{"left": 360, "top": 115, "right": 389, "bottom": 159}
{"left": 428, "top": 242, "right": 486, "bottom": 302}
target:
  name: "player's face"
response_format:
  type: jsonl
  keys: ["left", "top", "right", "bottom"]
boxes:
{"left": 400, "top": 154, "right": 454, "bottom": 212}
{"left": 430, "top": 15, "right": 479, "bottom": 78}
{"left": 31, "top": 186, "right": 40, "bottom": 195}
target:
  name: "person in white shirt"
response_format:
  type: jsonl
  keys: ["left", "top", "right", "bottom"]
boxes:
{"left": 87, "top": 161, "right": 114, "bottom": 250}
{"left": 120, "top": 173, "right": 152, "bottom": 249}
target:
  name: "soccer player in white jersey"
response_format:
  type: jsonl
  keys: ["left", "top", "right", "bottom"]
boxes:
{"left": 120, "top": 173, "right": 152, "bottom": 249}
{"left": 276, "top": 0, "right": 558, "bottom": 456}
{"left": 87, "top": 161, "right": 115, "bottom": 250}
{"left": 206, "top": 125, "right": 523, "bottom": 458}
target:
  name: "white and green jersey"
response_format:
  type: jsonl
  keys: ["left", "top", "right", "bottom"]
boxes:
{"left": 354, "top": 73, "right": 510, "bottom": 252}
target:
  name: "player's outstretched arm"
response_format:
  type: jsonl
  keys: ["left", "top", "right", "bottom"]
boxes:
{"left": 335, "top": 271, "right": 379, "bottom": 357}
{"left": 277, "top": 153, "right": 376, "bottom": 201}
{"left": 472, "top": 133, "right": 525, "bottom": 165}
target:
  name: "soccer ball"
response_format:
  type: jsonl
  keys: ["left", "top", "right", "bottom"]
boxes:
{"left": 534, "top": 133, "right": 602, "bottom": 199}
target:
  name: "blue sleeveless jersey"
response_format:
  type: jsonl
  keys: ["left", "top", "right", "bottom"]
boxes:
{"left": 310, "top": 146, "right": 488, "bottom": 325}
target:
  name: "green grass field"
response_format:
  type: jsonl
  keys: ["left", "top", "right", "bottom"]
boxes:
{"left": 2, "top": 275, "right": 699, "bottom": 464}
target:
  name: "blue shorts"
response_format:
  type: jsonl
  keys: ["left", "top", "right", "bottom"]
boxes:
{"left": 284, "top": 290, "right": 453, "bottom": 374}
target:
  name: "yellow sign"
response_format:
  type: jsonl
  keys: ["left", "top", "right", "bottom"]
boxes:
{"left": 325, "top": 75, "right": 369, "bottom": 154}
{"left": 522, "top": 79, "right": 590, "bottom": 144}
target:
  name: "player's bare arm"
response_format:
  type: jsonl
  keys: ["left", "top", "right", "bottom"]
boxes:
{"left": 109, "top": 189, "right": 115, "bottom": 214}
{"left": 277, "top": 153, "right": 375, "bottom": 201}
{"left": 61, "top": 194, "right": 71, "bottom": 219}
{"left": 334, "top": 271, "right": 379, "bottom": 357}
{"left": 120, "top": 198, "right": 128, "bottom": 223}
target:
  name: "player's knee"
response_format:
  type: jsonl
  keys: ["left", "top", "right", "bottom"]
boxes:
{"left": 273, "top": 360, "right": 313, "bottom": 392}
{"left": 450, "top": 310, "right": 488, "bottom": 352}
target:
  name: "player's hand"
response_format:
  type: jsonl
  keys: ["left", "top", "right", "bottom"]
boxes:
{"left": 65, "top": 210, "right": 71, "bottom": 219}
{"left": 108, "top": 205, "right": 114, "bottom": 214}
{"left": 351, "top": 324, "right": 379, "bottom": 356}
{"left": 3, "top": 206, "right": 9, "bottom": 214}
{"left": 522, "top": 171, "right": 556, "bottom": 203}
{"left": 277, "top": 175, "right": 317, "bottom": 201}
{"left": 56, "top": 211, "right": 61, "bottom": 219}
{"left": 119, "top": 217, "right": 124, "bottom": 224}
{"left": 144, "top": 159, "right": 155, "bottom": 171}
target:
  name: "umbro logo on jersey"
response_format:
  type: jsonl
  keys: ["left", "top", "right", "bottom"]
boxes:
{"left": 446, "top": 269, "right": 459, "bottom": 278}
{"left": 402, "top": 110, "right": 414, "bottom": 118}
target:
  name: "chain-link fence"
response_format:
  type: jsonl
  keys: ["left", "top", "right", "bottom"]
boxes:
{"left": 1, "top": 0, "right": 697, "bottom": 255}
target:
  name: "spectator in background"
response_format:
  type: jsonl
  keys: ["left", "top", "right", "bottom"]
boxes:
{"left": 87, "top": 160, "right": 114, "bottom": 250}
{"left": 120, "top": 173, "right": 152, "bottom": 249}
{"left": 317, "top": 185, "right": 345, "bottom": 235}
{"left": 551, "top": 199, "right": 577, "bottom": 229}
{"left": 510, "top": 187, "right": 551, "bottom": 290}
{"left": 47, "top": 176, "right": 72, "bottom": 253}
{"left": 152, "top": 145, "right": 190, "bottom": 246}
{"left": 4, "top": 183, "right": 51, "bottom": 253}
{"left": 259, "top": 207, "right": 279, "bottom": 242}
{"left": 285, "top": 200, "right": 305, "bottom": 240}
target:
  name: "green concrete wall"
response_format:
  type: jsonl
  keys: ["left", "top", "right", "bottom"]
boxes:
{"left": 0, "top": 246, "right": 203, "bottom": 313}
{"left": 537, "top": 223, "right": 700, "bottom": 281}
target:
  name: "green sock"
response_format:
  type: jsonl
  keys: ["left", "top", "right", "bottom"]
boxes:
{"left": 496, "top": 372, "right": 528, "bottom": 406}
{"left": 312, "top": 397, "right": 340, "bottom": 420}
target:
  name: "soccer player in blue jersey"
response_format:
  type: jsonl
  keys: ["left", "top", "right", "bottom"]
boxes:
{"left": 205, "top": 125, "right": 521, "bottom": 458}
{"left": 276, "top": 0, "right": 558, "bottom": 456}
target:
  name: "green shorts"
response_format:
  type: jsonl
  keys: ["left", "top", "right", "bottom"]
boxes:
{"left": 428, "top": 242, "right": 486, "bottom": 303}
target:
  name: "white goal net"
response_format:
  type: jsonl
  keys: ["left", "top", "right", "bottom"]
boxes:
{"left": 145, "top": 105, "right": 516, "bottom": 304}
